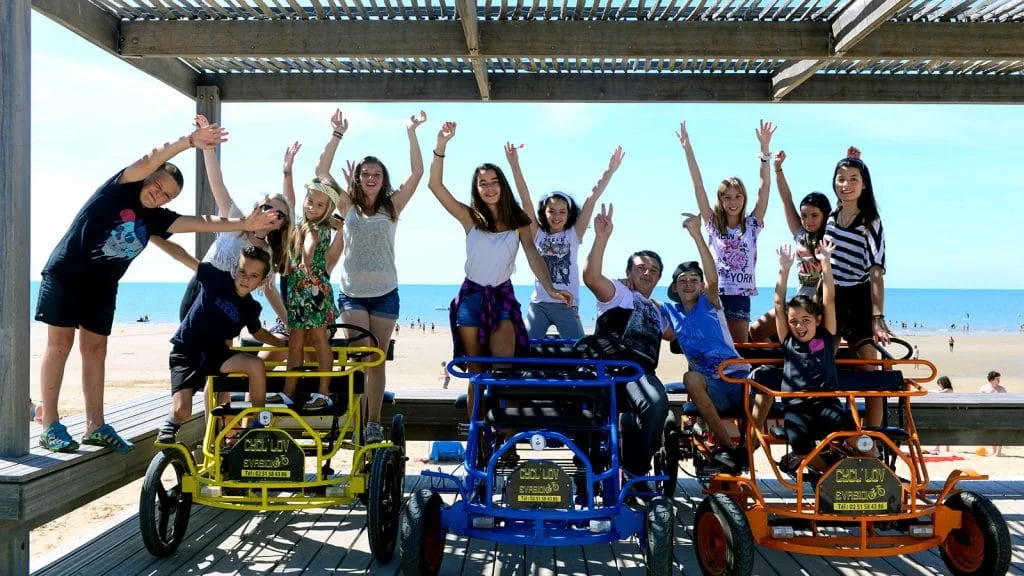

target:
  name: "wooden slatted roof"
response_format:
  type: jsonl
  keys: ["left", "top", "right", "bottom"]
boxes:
{"left": 32, "top": 0, "right": 1024, "bottom": 102}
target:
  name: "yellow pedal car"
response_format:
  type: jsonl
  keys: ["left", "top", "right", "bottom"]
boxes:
{"left": 139, "top": 325, "right": 405, "bottom": 562}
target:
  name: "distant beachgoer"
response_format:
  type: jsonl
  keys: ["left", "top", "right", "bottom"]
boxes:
{"left": 979, "top": 371, "right": 1006, "bottom": 456}
{"left": 430, "top": 322, "right": 435, "bottom": 333}
{"left": 824, "top": 146, "right": 890, "bottom": 428}
{"left": 949, "top": 336, "right": 955, "bottom": 353}
{"left": 395, "top": 324, "right": 400, "bottom": 336}
{"left": 678, "top": 119, "right": 777, "bottom": 344}
{"left": 750, "top": 150, "right": 832, "bottom": 342}
{"left": 506, "top": 142, "right": 623, "bottom": 340}
{"left": 929, "top": 376, "right": 954, "bottom": 453}
{"left": 911, "top": 344, "right": 920, "bottom": 369}
{"left": 439, "top": 361, "right": 450, "bottom": 389}
{"left": 35, "top": 120, "right": 278, "bottom": 454}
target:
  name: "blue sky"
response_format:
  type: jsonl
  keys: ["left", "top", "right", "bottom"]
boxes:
{"left": 28, "top": 13, "right": 1023, "bottom": 289}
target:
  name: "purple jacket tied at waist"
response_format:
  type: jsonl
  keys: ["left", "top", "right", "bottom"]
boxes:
{"left": 448, "top": 278, "right": 528, "bottom": 359}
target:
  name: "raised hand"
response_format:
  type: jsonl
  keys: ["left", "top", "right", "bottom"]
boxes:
{"left": 816, "top": 237, "right": 836, "bottom": 263}
{"left": 437, "top": 121, "right": 457, "bottom": 144}
{"left": 847, "top": 146, "right": 862, "bottom": 159}
{"left": 756, "top": 120, "right": 777, "bottom": 152}
{"left": 283, "top": 141, "right": 302, "bottom": 173}
{"left": 504, "top": 141, "right": 523, "bottom": 165}
{"left": 407, "top": 110, "right": 428, "bottom": 131}
{"left": 330, "top": 109, "right": 349, "bottom": 135}
{"left": 682, "top": 212, "right": 701, "bottom": 236}
{"left": 329, "top": 214, "right": 345, "bottom": 232}
{"left": 777, "top": 244, "right": 795, "bottom": 269}
{"left": 193, "top": 114, "right": 210, "bottom": 130}
{"left": 190, "top": 122, "right": 228, "bottom": 150}
{"left": 774, "top": 150, "right": 786, "bottom": 171}
{"left": 675, "top": 121, "right": 691, "bottom": 148}
{"left": 342, "top": 159, "right": 356, "bottom": 187}
{"left": 607, "top": 146, "right": 625, "bottom": 172}
{"left": 243, "top": 206, "right": 281, "bottom": 232}
{"left": 594, "top": 203, "right": 614, "bottom": 239}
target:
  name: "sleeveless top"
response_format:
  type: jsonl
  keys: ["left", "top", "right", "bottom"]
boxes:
{"left": 202, "top": 202, "right": 249, "bottom": 274}
{"left": 339, "top": 204, "right": 398, "bottom": 298}
{"left": 531, "top": 229, "right": 580, "bottom": 305}
{"left": 465, "top": 227, "right": 519, "bottom": 287}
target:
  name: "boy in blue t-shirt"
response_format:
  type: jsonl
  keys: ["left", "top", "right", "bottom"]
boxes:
{"left": 158, "top": 246, "right": 286, "bottom": 443}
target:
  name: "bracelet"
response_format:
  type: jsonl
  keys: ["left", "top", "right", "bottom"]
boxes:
{"left": 433, "top": 150, "right": 445, "bottom": 158}
{"left": 759, "top": 153, "right": 770, "bottom": 162}
{"left": 332, "top": 131, "right": 344, "bottom": 140}
{"left": 774, "top": 169, "right": 783, "bottom": 173}
{"left": 283, "top": 171, "right": 291, "bottom": 176}
{"left": 188, "top": 135, "right": 195, "bottom": 148}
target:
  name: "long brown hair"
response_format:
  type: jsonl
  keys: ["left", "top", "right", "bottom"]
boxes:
{"left": 289, "top": 178, "right": 339, "bottom": 268}
{"left": 468, "top": 164, "right": 531, "bottom": 232}
{"left": 349, "top": 156, "right": 398, "bottom": 222}
{"left": 257, "top": 193, "right": 292, "bottom": 276}
{"left": 713, "top": 177, "right": 748, "bottom": 235}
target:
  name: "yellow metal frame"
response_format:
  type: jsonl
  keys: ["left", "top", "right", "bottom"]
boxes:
{"left": 155, "top": 344, "right": 392, "bottom": 511}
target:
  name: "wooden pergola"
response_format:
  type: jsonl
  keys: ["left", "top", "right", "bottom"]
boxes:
{"left": 1, "top": 0, "right": 1022, "bottom": 570}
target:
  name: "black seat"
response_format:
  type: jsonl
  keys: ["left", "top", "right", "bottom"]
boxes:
{"left": 212, "top": 370, "right": 367, "bottom": 394}
{"left": 836, "top": 369, "right": 906, "bottom": 392}
{"left": 863, "top": 426, "right": 910, "bottom": 443}
{"left": 486, "top": 402, "right": 602, "bottom": 430}
{"left": 237, "top": 337, "right": 396, "bottom": 361}
{"left": 213, "top": 390, "right": 395, "bottom": 416}
{"left": 681, "top": 401, "right": 787, "bottom": 419}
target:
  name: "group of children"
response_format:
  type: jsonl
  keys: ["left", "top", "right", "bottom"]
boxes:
{"left": 36, "top": 113, "right": 889, "bottom": 483}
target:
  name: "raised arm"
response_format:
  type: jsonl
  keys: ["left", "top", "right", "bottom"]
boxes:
{"left": 168, "top": 206, "right": 278, "bottom": 235}
{"left": 428, "top": 122, "right": 475, "bottom": 232}
{"left": 582, "top": 203, "right": 617, "bottom": 303}
{"left": 326, "top": 217, "right": 345, "bottom": 274}
{"left": 773, "top": 151, "right": 802, "bottom": 235}
{"left": 315, "top": 110, "right": 354, "bottom": 212}
{"left": 504, "top": 142, "right": 538, "bottom": 237}
{"left": 676, "top": 121, "right": 713, "bottom": 224}
{"left": 282, "top": 141, "right": 301, "bottom": 211}
{"left": 576, "top": 146, "right": 624, "bottom": 240}
{"left": 773, "top": 245, "right": 795, "bottom": 341}
{"left": 149, "top": 237, "right": 199, "bottom": 272}
{"left": 816, "top": 239, "right": 837, "bottom": 335}
{"left": 683, "top": 212, "right": 721, "bottom": 309}
{"left": 190, "top": 115, "right": 234, "bottom": 217}
{"left": 521, "top": 228, "right": 573, "bottom": 306}
{"left": 752, "top": 119, "right": 776, "bottom": 225}
{"left": 120, "top": 123, "right": 228, "bottom": 184}
{"left": 391, "top": 110, "right": 428, "bottom": 214}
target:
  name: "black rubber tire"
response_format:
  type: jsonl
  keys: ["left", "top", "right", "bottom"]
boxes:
{"left": 939, "top": 491, "right": 1012, "bottom": 576}
{"left": 392, "top": 413, "right": 407, "bottom": 484}
{"left": 368, "top": 448, "right": 403, "bottom": 563}
{"left": 400, "top": 488, "right": 445, "bottom": 576}
{"left": 645, "top": 496, "right": 674, "bottom": 576}
{"left": 694, "top": 493, "right": 754, "bottom": 576}
{"left": 139, "top": 449, "right": 193, "bottom": 557}
{"left": 657, "top": 412, "right": 680, "bottom": 498}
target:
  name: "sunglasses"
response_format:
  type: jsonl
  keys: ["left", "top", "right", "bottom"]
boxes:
{"left": 260, "top": 204, "right": 288, "bottom": 221}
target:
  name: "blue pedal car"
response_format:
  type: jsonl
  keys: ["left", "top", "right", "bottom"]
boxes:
{"left": 399, "top": 338, "right": 675, "bottom": 576}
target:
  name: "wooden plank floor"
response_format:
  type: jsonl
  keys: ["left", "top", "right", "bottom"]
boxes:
{"left": 34, "top": 477, "right": 1024, "bottom": 575}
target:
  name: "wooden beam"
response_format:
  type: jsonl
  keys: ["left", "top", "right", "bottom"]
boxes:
{"left": 31, "top": 0, "right": 198, "bottom": 99}
{"left": 771, "top": 0, "right": 912, "bottom": 101}
{"left": 849, "top": 22, "right": 1024, "bottom": 60}
{"left": 194, "top": 85, "right": 221, "bottom": 259}
{"left": 457, "top": 0, "right": 490, "bottom": 101}
{"left": 0, "top": 1, "right": 31, "bottom": 573}
{"left": 206, "top": 71, "right": 1024, "bottom": 103}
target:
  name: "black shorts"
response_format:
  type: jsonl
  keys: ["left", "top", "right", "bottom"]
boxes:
{"left": 784, "top": 400, "right": 854, "bottom": 455}
{"left": 34, "top": 274, "right": 116, "bottom": 336}
{"left": 834, "top": 282, "right": 873, "bottom": 345}
{"left": 169, "top": 345, "right": 234, "bottom": 395}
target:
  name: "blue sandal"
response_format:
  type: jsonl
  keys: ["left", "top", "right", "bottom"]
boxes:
{"left": 82, "top": 424, "right": 134, "bottom": 454}
{"left": 39, "top": 422, "right": 79, "bottom": 453}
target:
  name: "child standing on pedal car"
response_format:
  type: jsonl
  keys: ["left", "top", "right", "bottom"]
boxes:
{"left": 773, "top": 239, "right": 859, "bottom": 476}
{"left": 158, "top": 246, "right": 286, "bottom": 443}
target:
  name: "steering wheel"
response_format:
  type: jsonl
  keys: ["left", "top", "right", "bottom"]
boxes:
{"left": 326, "top": 323, "right": 380, "bottom": 349}
{"left": 571, "top": 334, "right": 634, "bottom": 361}
{"left": 850, "top": 336, "right": 913, "bottom": 361}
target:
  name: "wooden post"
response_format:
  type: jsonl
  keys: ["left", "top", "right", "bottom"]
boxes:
{"left": 0, "top": 1, "right": 32, "bottom": 571}
{"left": 194, "top": 85, "right": 221, "bottom": 258}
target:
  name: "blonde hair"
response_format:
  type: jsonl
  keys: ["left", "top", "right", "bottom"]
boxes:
{"left": 713, "top": 177, "right": 748, "bottom": 235}
{"left": 290, "top": 179, "right": 339, "bottom": 265}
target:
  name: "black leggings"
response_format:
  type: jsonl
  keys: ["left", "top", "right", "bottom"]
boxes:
{"left": 178, "top": 273, "right": 201, "bottom": 322}
{"left": 784, "top": 400, "right": 854, "bottom": 455}
{"left": 617, "top": 373, "right": 669, "bottom": 477}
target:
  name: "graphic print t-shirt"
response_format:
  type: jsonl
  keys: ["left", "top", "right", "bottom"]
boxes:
{"left": 532, "top": 229, "right": 580, "bottom": 304}
{"left": 171, "top": 263, "right": 263, "bottom": 361}
{"left": 594, "top": 280, "right": 666, "bottom": 373}
{"left": 781, "top": 327, "right": 838, "bottom": 406}
{"left": 661, "top": 294, "right": 748, "bottom": 380}
{"left": 42, "top": 170, "right": 179, "bottom": 303}
{"left": 705, "top": 214, "right": 762, "bottom": 296}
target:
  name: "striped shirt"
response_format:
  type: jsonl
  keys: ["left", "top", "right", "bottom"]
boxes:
{"left": 824, "top": 210, "right": 885, "bottom": 287}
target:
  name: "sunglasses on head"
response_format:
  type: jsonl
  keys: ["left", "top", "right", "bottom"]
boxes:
{"left": 260, "top": 204, "right": 288, "bottom": 221}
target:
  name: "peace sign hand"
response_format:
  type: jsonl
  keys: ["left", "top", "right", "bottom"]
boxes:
{"left": 330, "top": 109, "right": 349, "bottom": 135}
{"left": 594, "top": 203, "right": 614, "bottom": 239}
{"left": 283, "top": 141, "right": 302, "bottom": 172}
{"left": 504, "top": 141, "right": 523, "bottom": 165}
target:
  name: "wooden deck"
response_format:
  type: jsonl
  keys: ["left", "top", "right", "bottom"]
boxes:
{"left": 33, "top": 476, "right": 1024, "bottom": 575}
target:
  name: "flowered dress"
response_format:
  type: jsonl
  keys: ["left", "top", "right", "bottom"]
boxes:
{"left": 286, "top": 225, "right": 337, "bottom": 329}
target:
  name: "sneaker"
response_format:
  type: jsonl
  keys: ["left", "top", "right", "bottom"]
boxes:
{"left": 39, "top": 422, "right": 79, "bottom": 453}
{"left": 266, "top": 392, "right": 294, "bottom": 405}
{"left": 709, "top": 446, "right": 745, "bottom": 474}
{"left": 302, "top": 393, "right": 333, "bottom": 412}
{"left": 82, "top": 424, "right": 134, "bottom": 454}
{"left": 364, "top": 421, "right": 384, "bottom": 444}
{"left": 156, "top": 420, "right": 180, "bottom": 444}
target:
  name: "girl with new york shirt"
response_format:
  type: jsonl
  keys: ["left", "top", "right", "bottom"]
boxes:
{"left": 677, "top": 119, "right": 777, "bottom": 344}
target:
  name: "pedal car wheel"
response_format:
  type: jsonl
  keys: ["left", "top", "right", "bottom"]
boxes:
{"left": 656, "top": 412, "right": 680, "bottom": 498}
{"left": 400, "top": 488, "right": 445, "bottom": 576}
{"left": 368, "top": 448, "right": 403, "bottom": 562}
{"left": 139, "top": 449, "right": 193, "bottom": 557}
{"left": 644, "top": 496, "right": 674, "bottom": 576}
{"left": 939, "top": 491, "right": 1011, "bottom": 576}
{"left": 694, "top": 493, "right": 754, "bottom": 576}
{"left": 392, "top": 413, "right": 407, "bottom": 480}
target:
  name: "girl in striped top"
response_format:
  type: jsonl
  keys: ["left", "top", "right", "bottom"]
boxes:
{"left": 824, "top": 147, "right": 891, "bottom": 428}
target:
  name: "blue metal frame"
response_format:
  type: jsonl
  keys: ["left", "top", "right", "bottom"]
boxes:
{"left": 419, "top": 350, "right": 668, "bottom": 546}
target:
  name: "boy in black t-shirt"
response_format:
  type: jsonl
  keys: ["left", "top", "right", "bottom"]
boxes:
{"left": 36, "top": 122, "right": 280, "bottom": 453}
{"left": 773, "top": 239, "right": 856, "bottom": 475}
{"left": 158, "top": 246, "right": 286, "bottom": 443}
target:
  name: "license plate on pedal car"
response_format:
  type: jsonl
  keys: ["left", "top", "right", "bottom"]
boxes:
{"left": 226, "top": 429, "right": 305, "bottom": 483}
{"left": 507, "top": 461, "right": 572, "bottom": 509}
{"left": 818, "top": 457, "right": 902, "bottom": 515}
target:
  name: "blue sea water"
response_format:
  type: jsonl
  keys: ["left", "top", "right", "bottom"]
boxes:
{"left": 26, "top": 282, "right": 1024, "bottom": 333}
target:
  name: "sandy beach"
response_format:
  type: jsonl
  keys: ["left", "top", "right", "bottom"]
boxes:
{"left": 27, "top": 322, "right": 1024, "bottom": 565}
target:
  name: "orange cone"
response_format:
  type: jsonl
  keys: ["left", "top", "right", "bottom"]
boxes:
{"left": 976, "top": 447, "right": 988, "bottom": 457}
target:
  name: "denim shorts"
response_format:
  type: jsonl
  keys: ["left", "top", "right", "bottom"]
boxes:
{"left": 720, "top": 294, "right": 751, "bottom": 322}
{"left": 455, "top": 292, "right": 512, "bottom": 328}
{"left": 336, "top": 287, "right": 400, "bottom": 319}
{"left": 705, "top": 372, "right": 750, "bottom": 414}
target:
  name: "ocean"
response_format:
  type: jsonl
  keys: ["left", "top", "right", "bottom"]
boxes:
{"left": 25, "top": 282, "right": 1024, "bottom": 334}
